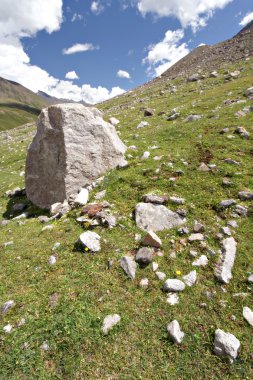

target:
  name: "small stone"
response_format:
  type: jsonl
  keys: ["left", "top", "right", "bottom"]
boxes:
{"left": 156, "top": 271, "right": 166, "bottom": 281}
{"left": 166, "top": 293, "right": 179, "bottom": 305}
{"left": 13, "top": 203, "right": 26, "bottom": 211}
{"left": 41, "top": 341, "right": 50, "bottom": 351}
{"left": 215, "top": 237, "right": 237, "bottom": 284}
{"left": 188, "top": 233, "right": 204, "bottom": 242}
{"left": 248, "top": 274, "right": 253, "bottom": 283}
{"left": 238, "top": 191, "right": 253, "bottom": 201}
{"left": 3, "top": 324, "right": 12, "bottom": 334}
{"left": 169, "top": 196, "right": 185, "bottom": 205}
{"left": 140, "top": 278, "right": 149, "bottom": 289}
{"left": 109, "top": 117, "right": 120, "bottom": 125}
{"left": 187, "top": 114, "right": 202, "bottom": 122}
{"left": 135, "top": 247, "right": 153, "bottom": 266}
{"left": 213, "top": 329, "right": 240, "bottom": 362}
{"left": 49, "top": 255, "right": 56, "bottom": 265}
{"left": 224, "top": 158, "right": 240, "bottom": 165}
{"left": 219, "top": 199, "right": 236, "bottom": 208}
{"left": 137, "top": 121, "right": 149, "bottom": 129}
{"left": 245, "top": 87, "right": 253, "bottom": 97}
{"left": 79, "top": 231, "right": 101, "bottom": 252}
{"left": 193, "top": 222, "right": 205, "bottom": 233}
{"left": 38, "top": 215, "right": 51, "bottom": 223}
{"left": 102, "top": 314, "right": 121, "bottom": 335}
{"left": 220, "top": 226, "right": 231, "bottom": 236}
{"left": 235, "top": 205, "right": 248, "bottom": 216}
{"left": 142, "top": 194, "right": 168, "bottom": 205}
{"left": 227, "top": 221, "right": 238, "bottom": 228}
{"left": 243, "top": 307, "right": 253, "bottom": 327}
{"left": 192, "top": 255, "right": 208, "bottom": 267}
{"left": 95, "top": 190, "right": 106, "bottom": 200}
{"left": 119, "top": 256, "right": 137, "bottom": 279}
{"left": 151, "top": 262, "right": 159, "bottom": 271}
{"left": 1, "top": 300, "right": 15, "bottom": 314}
{"left": 144, "top": 108, "right": 154, "bottom": 117}
{"left": 183, "top": 270, "right": 197, "bottom": 287}
{"left": 4, "top": 241, "right": 13, "bottom": 247}
{"left": 178, "top": 227, "right": 189, "bottom": 235}
{"left": 142, "top": 231, "right": 162, "bottom": 248}
{"left": 141, "top": 151, "right": 150, "bottom": 159}
{"left": 50, "top": 200, "right": 70, "bottom": 216}
{"left": 198, "top": 163, "right": 210, "bottom": 172}
{"left": 163, "top": 279, "right": 185, "bottom": 292}
{"left": 74, "top": 188, "right": 89, "bottom": 206}
{"left": 167, "top": 320, "right": 184, "bottom": 344}
{"left": 52, "top": 242, "right": 61, "bottom": 251}
{"left": 189, "top": 250, "right": 198, "bottom": 257}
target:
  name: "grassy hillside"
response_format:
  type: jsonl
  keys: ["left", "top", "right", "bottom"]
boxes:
{"left": 0, "top": 77, "right": 48, "bottom": 131}
{"left": 0, "top": 58, "right": 252, "bottom": 379}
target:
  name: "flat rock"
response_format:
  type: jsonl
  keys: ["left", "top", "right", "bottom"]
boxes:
{"left": 243, "top": 307, "right": 253, "bottom": 327}
{"left": 215, "top": 237, "right": 237, "bottom": 284}
{"left": 1, "top": 300, "right": 15, "bottom": 315}
{"left": 137, "top": 121, "right": 149, "bottom": 129}
{"left": 79, "top": 231, "right": 101, "bottom": 252}
{"left": 183, "top": 270, "right": 197, "bottom": 287}
{"left": 26, "top": 104, "right": 126, "bottom": 209}
{"left": 50, "top": 200, "right": 70, "bottom": 216}
{"left": 102, "top": 314, "right": 121, "bottom": 335}
{"left": 135, "top": 247, "right": 153, "bottom": 266}
{"left": 214, "top": 329, "right": 240, "bottom": 362}
{"left": 238, "top": 191, "right": 253, "bottom": 201}
{"left": 188, "top": 233, "right": 204, "bottom": 242}
{"left": 163, "top": 279, "right": 185, "bottom": 292}
{"left": 219, "top": 199, "right": 236, "bottom": 208}
{"left": 192, "top": 255, "right": 208, "bottom": 267}
{"left": 139, "top": 278, "right": 149, "bottom": 289}
{"left": 156, "top": 271, "right": 166, "bottom": 281}
{"left": 119, "top": 256, "right": 137, "bottom": 279}
{"left": 109, "top": 117, "right": 120, "bottom": 125}
{"left": 167, "top": 320, "right": 184, "bottom": 344}
{"left": 74, "top": 188, "right": 89, "bottom": 206}
{"left": 169, "top": 196, "right": 185, "bottom": 205}
{"left": 135, "top": 202, "right": 185, "bottom": 232}
{"left": 142, "top": 194, "right": 168, "bottom": 205}
{"left": 142, "top": 231, "right": 162, "bottom": 248}
{"left": 166, "top": 293, "right": 179, "bottom": 305}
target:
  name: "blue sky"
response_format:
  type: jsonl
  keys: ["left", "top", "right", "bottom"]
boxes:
{"left": 0, "top": 0, "right": 252, "bottom": 103}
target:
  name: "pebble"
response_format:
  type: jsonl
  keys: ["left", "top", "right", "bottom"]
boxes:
{"left": 41, "top": 341, "right": 50, "bottom": 351}
{"left": 102, "top": 314, "right": 121, "bottom": 335}
{"left": 49, "top": 255, "right": 57, "bottom": 265}
{"left": 3, "top": 324, "right": 12, "bottom": 333}
{"left": 213, "top": 329, "right": 240, "bottom": 362}
{"left": 1, "top": 300, "right": 15, "bottom": 314}
{"left": 248, "top": 274, "right": 253, "bottom": 283}
{"left": 156, "top": 271, "right": 166, "bottom": 281}
{"left": 135, "top": 247, "right": 153, "bottom": 266}
{"left": 243, "top": 307, "right": 253, "bottom": 327}
{"left": 166, "top": 293, "right": 179, "bottom": 305}
{"left": 151, "top": 262, "right": 159, "bottom": 271}
{"left": 220, "top": 226, "right": 231, "bottom": 236}
{"left": 169, "top": 196, "right": 185, "bottom": 205}
{"left": 192, "top": 255, "right": 208, "bottom": 267}
{"left": 141, "top": 151, "right": 150, "bottom": 159}
{"left": 219, "top": 199, "right": 236, "bottom": 208}
{"left": 140, "top": 278, "right": 149, "bottom": 289}
{"left": 188, "top": 233, "right": 204, "bottom": 242}
{"left": 163, "top": 279, "right": 185, "bottom": 292}
{"left": 119, "top": 256, "right": 137, "bottom": 279}
{"left": 183, "top": 270, "right": 197, "bottom": 287}
{"left": 167, "top": 320, "right": 184, "bottom": 344}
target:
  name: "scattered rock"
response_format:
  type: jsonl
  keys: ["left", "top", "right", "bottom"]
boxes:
{"left": 167, "top": 320, "right": 184, "bottom": 344}
{"left": 3, "top": 324, "right": 12, "bottom": 334}
{"left": 140, "top": 278, "right": 149, "bottom": 289}
{"left": 74, "top": 188, "right": 89, "bottom": 206}
{"left": 135, "top": 247, "right": 153, "bottom": 266}
{"left": 213, "top": 329, "right": 240, "bottom": 362}
{"left": 187, "top": 73, "right": 200, "bottom": 82}
{"left": 109, "top": 117, "right": 120, "bottom": 125}
{"left": 1, "top": 300, "right": 15, "bottom": 315}
{"left": 81, "top": 202, "right": 109, "bottom": 217}
{"left": 220, "top": 226, "right": 231, "bottom": 236}
{"left": 156, "top": 271, "right": 166, "bottom": 281}
{"left": 163, "top": 279, "right": 185, "bottom": 292}
{"left": 238, "top": 191, "right": 253, "bottom": 201}
{"left": 193, "top": 222, "right": 205, "bottom": 233}
{"left": 169, "top": 196, "right": 185, "bottom": 205}
{"left": 188, "top": 233, "right": 204, "bottom": 242}
{"left": 192, "top": 255, "right": 208, "bottom": 267}
{"left": 137, "top": 121, "right": 149, "bottom": 129}
{"left": 49, "top": 255, "right": 56, "bottom": 265}
{"left": 141, "top": 151, "right": 150, "bottom": 159}
{"left": 248, "top": 274, "right": 253, "bottom": 283}
{"left": 219, "top": 199, "right": 236, "bottom": 208}
{"left": 142, "top": 194, "right": 168, "bottom": 205}
{"left": 198, "top": 162, "right": 210, "bottom": 171}
{"left": 142, "top": 231, "right": 162, "bottom": 248}
{"left": 144, "top": 108, "right": 154, "bottom": 117}
{"left": 245, "top": 87, "right": 253, "bottom": 97}
{"left": 50, "top": 200, "right": 70, "bottom": 216}
{"left": 119, "top": 256, "right": 137, "bottom": 279}
{"left": 187, "top": 114, "right": 202, "bottom": 122}
{"left": 38, "top": 215, "right": 51, "bottom": 223}
{"left": 166, "top": 293, "right": 179, "bottom": 305}
{"left": 26, "top": 104, "right": 127, "bottom": 209}
{"left": 79, "top": 231, "right": 101, "bottom": 252}
{"left": 215, "top": 237, "right": 237, "bottom": 284}
{"left": 152, "top": 262, "right": 159, "bottom": 271}
{"left": 41, "top": 341, "right": 50, "bottom": 351}
{"left": 102, "top": 314, "right": 121, "bottom": 335}
{"left": 183, "top": 270, "right": 197, "bottom": 287}
{"left": 235, "top": 204, "right": 248, "bottom": 216}
{"left": 243, "top": 307, "right": 253, "bottom": 327}
{"left": 224, "top": 158, "right": 240, "bottom": 165}
{"left": 13, "top": 203, "right": 26, "bottom": 211}
{"left": 235, "top": 126, "right": 250, "bottom": 139}
{"left": 135, "top": 202, "right": 185, "bottom": 232}
{"left": 95, "top": 190, "right": 106, "bottom": 200}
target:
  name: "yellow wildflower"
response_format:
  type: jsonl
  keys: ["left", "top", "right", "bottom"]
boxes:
{"left": 176, "top": 270, "right": 181, "bottom": 275}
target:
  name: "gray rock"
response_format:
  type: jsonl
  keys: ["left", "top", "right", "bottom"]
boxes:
{"left": 79, "top": 231, "right": 101, "bottom": 252}
{"left": 141, "top": 151, "right": 150, "bottom": 159}
{"left": 245, "top": 87, "right": 253, "bottom": 97}
{"left": 142, "top": 231, "right": 162, "bottom": 248}
{"left": 144, "top": 108, "right": 154, "bottom": 117}
{"left": 198, "top": 162, "right": 210, "bottom": 171}
{"left": 119, "top": 256, "right": 137, "bottom": 279}
{"left": 187, "top": 114, "right": 202, "bottom": 122}
{"left": 135, "top": 202, "right": 185, "bottom": 232}
{"left": 163, "top": 279, "right": 185, "bottom": 292}
{"left": 243, "top": 307, "right": 253, "bottom": 327}
{"left": 220, "top": 226, "right": 231, "bottom": 236}
{"left": 215, "top": 237, "right": 237, "bottom": 284}
{"left": 109, "top": 117, "right": 120, "bottom": 126}
{"left": 238, "top": 191, "right": 253, "bottom": 201}
{"left": 219, "top": 199, "right": 236, "bottom": 208}
{"left": 224, "top": 158, "right": 240, "bottom": 165}
{"left": 38, "top": 215, "right": 51, "bottom": 223}
{"left": 169, "top": 196, "right": 185, "bottom": 205}
{"left": 192, "top": 255, "right": 208, "bottom": 267}
{"left": 214, "top": 329, "right": 240, "bottom": 362}
{"left": 156, "top": 271, "right": 166, "bottom": 281}
{"left": 227, "top": 220, "right": 238, "bottom": 228}
{"left": 26, "top": 104, "right": 127, "bottom": 209}
{"left": 235, "top": 127, "right": 250, "bottom": 139}
{"left": 166, "top": 293, "right": 179, "bottom": 305}
{"left": 193, "top": 221, "right": 205, "bottom": 233}
{"left": 102, "top": 314, "right": 121, "bottom": 335}
{"left": 137, "top": 121, "right": 149, "bottom": 129}
{"left": 142, "top": 194, "right": 168, "bottom": 205}
{"left": 167, "top": 320, "right": 184, "bottom": 344}
{"left": 95, "top": 190, "right": 106, "bottom": 200}
{"left": 139, "top": 278, "right": 149, "bottom": 289}
{"left": 183, "top": 270, "right": 197, "bottom": 287}
{"left": 187, "top": 73, "right": 200, "bottom": 82}
{"left": 135, "top": 247, "right": 153, "bottom": 266}
{"left": 188, "top": 233, "right": 204, "bottom": 242}
{"left": 235, "top": 205, "right": 248, "bottom": 216}
{"left": 248, "top": 274, "right": 253, "bottom": 283}
{"left": 1, "top": 300, "right": 15, "bottom": 314}
{"left": 50, "top": 200, "right": 70, "bottom": 216}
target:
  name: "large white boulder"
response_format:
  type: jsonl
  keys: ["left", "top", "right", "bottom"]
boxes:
{"left": 26, "top": 104, "right": 127, "bottom": 209}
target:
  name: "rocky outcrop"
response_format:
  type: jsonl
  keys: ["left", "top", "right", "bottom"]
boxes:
{"left": 25, "top": 104, "right": 127, "bottom": 209}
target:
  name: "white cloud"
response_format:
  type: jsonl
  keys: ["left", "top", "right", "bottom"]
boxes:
{"left": 0, "top": 0, "right": 125, "bottom": 104}
{"left": 91, "top": 1, "right": 104, "bottom": 15}
{"left": 71, "top": 13, "right": 83, "bottom": 22}
{"left": 239, "top": 12, "right": 253, "bottom": 27}
{"left": 65, "top": 71, "right": 79, "bottom": 80}
{"left": 130, "top": 0, "right": 233, "bottom": 31}
{"left": 117, "top": 69, "right": 131, "bottom": 79}
{"left": 63, "top": 43, "right": 98, "bottom": 55}
{"left": 143, "top": 29, "right": 189, "bottom": 77}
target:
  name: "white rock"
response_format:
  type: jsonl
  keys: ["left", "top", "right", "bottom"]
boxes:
{"left": 102, "top": 314, "right": 121, "bottom": 335}
{"left": 140, "top": 278, "right": 149, "bottom": 289}
{"left": 26, "top": 104, "right": 127, "bottom": 209}
{"left": 188, "top": 233, "right": 204, "bottom": 242}
{"left": 248, "top": 274, "right": 253, "bottom": 283}
{"left": 137, "top": 121, "right": 149, "bottom": 129}
{"left": 167, "top": 320, "right": 184, "bottom": 344}
{"left": 151, "top": 262, "right": 159, "bottom": 271}
{"left": 156, "top": 271, "right": 166, "bottom": 281}
{"left": 243, "top": 307, "right": 253, "bottom": 327}
{"left": 163, "top": 279, "right": 185, "bottom": 292}
{"left": 215, "top": 237, "right": 237, "bottom": 284}
{"left": 50, "top": 200, "right": 70, "bottom": 216}
{"left": 214, "top": 329, "right": 240, "bottom": 362}
{"left": 141, "top": 151, "right": 150, "bottom": 159}
{"left": 166, "top": 293, "right": 179, "bottom": 305}
{"left": 169, "top": 196, "right": 185, "bottom": 205}
{"left": 74, "top": 188, "right": 89, "bottom": 205}
{"left": 41, "top": 341, "right": 50, "bottom": 351}
{"left": 3, "top": 324, "right": 12, "bottom": 333}
{"left": 79, "top": 231, "right": 101, "bottom": 252}
{"left": 42, "top": 225, "right": 53, "bottom": 231}
{"left": 221, "top": 226, "right": 231, "bottom": 236}
{"left": 192, "top": 255, "right": 208, "bottom": 267}
{"left": 95, "top": 190, "right": 106, "bottom": 200}
{"left": 109, "top": 117, "right": 120, "bottom": 125}
{"left": 183, "top": 270, "right": 197, "bottom": 286}
{"left": 1, "top": 300, "right": 15, "bottom": 314}
{"left": 119, "top": 256, "right": 137, "bottom": 279}
{"left": 142, "top": 231, "right": 162, "bottom": 248}
{"left": 49, "top": 255, "right": 56, "bottom": 265}
{"left": 52, "top": 242, "right": 61, "bottom": 251}
{"left": 135, "top": 202, "right": 185, "bottom": 232}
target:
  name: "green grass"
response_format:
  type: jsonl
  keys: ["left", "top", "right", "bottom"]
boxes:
{"left": 0, "top": 59, "right": 253, "bottom": 379}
